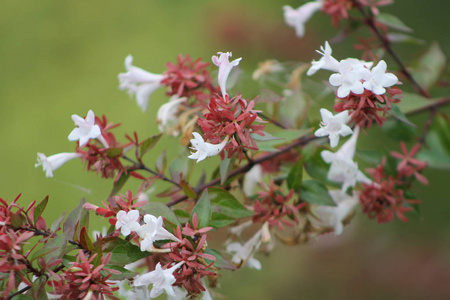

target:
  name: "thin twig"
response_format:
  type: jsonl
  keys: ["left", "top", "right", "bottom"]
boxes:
{"left": 259, "top": 113, "right": 288, "bottom": 129}
{"left": 407, "top": 98, "right": 450, "bottom": 116}
{"left": 352, "top": 0, "right": 430, "bottom": 98}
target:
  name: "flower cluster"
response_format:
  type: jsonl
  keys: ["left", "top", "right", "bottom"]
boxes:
{"left": 358, "top": 142, "right": 427, "bottom": 223}
{"left": 308, "top": 41, "right": 400, "bottom": 127}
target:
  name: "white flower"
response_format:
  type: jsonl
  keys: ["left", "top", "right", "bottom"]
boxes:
{"left": 35, "top": 152, "right": 82, "bottom": 178}
{"left": 212, "top": 52, "right": 242, "bottom": 96}
{"left": 188, "top": 132, "right": 228, "bottom": 163}
{"left": 307, "top": 41, "right": 340, "bottom": 76}
{"left": 329, "top": 58, "right": 372, "bottom": 98}
{"left": 315, "top": 108, "right": 352, "bottom": 148}
{"left": 68, "top": 110, "right": 107, "bottom": 147}
{"left": 227, "top": 229, "right": 262, "bottom": 270}
{"left": 167, "top": 287, "right": 187, "bottom": 300}
{"left": 115, "top": 210, "right": 141, "bottom": 236}
{"left": 134, "top": 262, "right": 184, "bottom": 298}
{"left": 243, "top": 165, "right": 263, "bottom": 196}
{"left": 118, "top": 55, "right": 165, "bottom": 112}
{"left": 314, "top": 190, "right": 359, "bottom": 235}
{"left": 156, "top": 96, "right": 186, "bottom": 135}
{"left": 282, "top": 1, "right": 323, "bottom": 38}
{"left": 362, "top": 60, "right": 398, "bottom": 95}
{"left": 136, "top": 214, "right": 179, "bottom": 252}
{"left": 321, "top": 127, "right": 371, "bottom": 192}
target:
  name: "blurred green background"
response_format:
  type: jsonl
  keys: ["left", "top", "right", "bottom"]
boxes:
{"left": 1, "top": 1, "right": 449, "bottom": 299}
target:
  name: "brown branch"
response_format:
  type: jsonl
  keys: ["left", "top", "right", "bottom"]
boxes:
{"left": 167, "top": 134, "right": 319, "bottom": 207}
{"left": 352, "top": 0, "right": 430, "bottom": 98}
{"left": 406, "top": 98, "right": 450, "bottom": 116}
{"left": 259, "top": 113, "right": 288, "bottom": 129}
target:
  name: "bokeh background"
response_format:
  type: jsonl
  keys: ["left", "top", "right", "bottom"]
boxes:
{"left": 1, "top": 1, "right": 449, "bottom": 299}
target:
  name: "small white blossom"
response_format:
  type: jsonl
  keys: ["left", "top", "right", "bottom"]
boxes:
{"left": 315, "top": 108, "right": 352, "bottom": 148}
{"left": 35, "top": 152, "right": 82, "bottom": 178}
{"left": 137, "top": 214, "right": 179, "bottom": 252}
{"left": 68, "top": 110, "right": 107, "bottom": 147}
{"left": 188, "top": 132, "right": 228, "bottom": 163}
{"left": 243, "top": 165, "right": 263, "bottom": 196}
{"left": 212, "top": 52, "right": 242, "bottom": 96}
{"left": 321, "top": 127, "right": 371, "bottom": 192}
{"left": 329, "top": 58, "right": 372, "bottom": 98}
{"left": 282, "top": 1, "right": 323, "bottom": 38}
{"left": 118, "top": 55, "right": 165, "bottom": 112}
{"left": 227, "top": 229, "right": 262, "bottom": 270}
{"left": 134, "top": 262, "right": 184, "bottom": 298}
{"left": 307, "top": 41, "right": 340, "bottom": 76}
{"left": 362, "top": 60, "right": 398, "bottom": 95}
{"left": 115, "top": 210, "right": 141, "bottom": 236}
{"left": 314, "top": 190, "right": 359, "bottom": 235}
{"left": 156, "top": 96, "right": 186, "bottom": 135}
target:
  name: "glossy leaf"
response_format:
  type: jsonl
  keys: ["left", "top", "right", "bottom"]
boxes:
{"left": 106, "top": 147, "right": 123, "bottom": 158}
{"left": 180, "top": 180, "right": 197, "bottom": 199}
{"left": 63, "top": 199, "right": 85, "bottom": 239}
{"left": 141, "top": 202, "right": 181, "bottom": 226}
{"left": 287, "top": 157, "right": 303, "bottom": 192}
{"left": 204, "top": 248, "right": 237, "bottom": 270}
{"left": 411, "top": 42, "right": 446, "bottom": 90}
{"left": 33, "top": 195, "right": 48, "bottom": 224}
{"left": 103, "top": 237, "right": 152, "bottom": 266}
{"left": 210, "top": 212, "right": 236, "bottom": 228}
{"left": 191, "top": 189, "right": 211, "bottom": 228}
{"left": 109, "top": 171, "right": 130, "bottom": 198}
{"left": 79, "top": 226, "right": 94, "bottom": 251}
{"left": 209, "top": 187, "right": 254, "bottom": 218}
{"left": 106, "top": 265, "right": 138, "bottom": 280}
{"left": 377, "top": 13, "right": 412, "bottom": 32}
{"left": 382, "top": 118, "right": 416, "bottom": 142}
{"left": 140, "top": 133, "right": 162, "bottom": 158}
{"left": 220, "top": 155, "right": 235, "bottom": 185}
{"left": 300, "top": 180, "right": 336, "bottom": 206}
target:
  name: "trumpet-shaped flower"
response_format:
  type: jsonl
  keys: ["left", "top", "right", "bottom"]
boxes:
{"left": 362, "top": 60, "right": 398, "bottom": 95}
{"left": 137, "top": 214, "right": 179, "bottom": 252}
{"left": 134, "top": 262, "right": 184, "bottom": 298}
{"left": 315, "top": 108, "right": 352, "bottom": 148}
{"left": 283, "top": 1, "right": 323, "bottom": 38}
{"left": 314, "top": 190, "right": 359, "bottom": 235}
{"left": 118, "top": 55, "right": 165, "bottom": 112}
{"left": 227, "top": 229, "right": 262, "bottom": 270}
{"left": 156, "top": 96, "right": 186, "bottom": 135}
{"left": 35, "top": 152, "right": 82, "bottom": 178}
{"left": 188, "top": 132, "right": 228, "bottom": 163}
{"left": 115, "top": 210, "right": 141, "bottom": 236}
{"left": 68, "top": 110, "right": 107, "bottom": 147}
{"left": 307, "top": 41, "right": 340, "bottom": 76}
{"left": 212, "top": 52, "right": 242, "bottom": 96}
{"left": 321, "top": 127, "right": 371, "bottom": 192}
{"left": 329, "top": 58, "right": 372, "bottom": 98}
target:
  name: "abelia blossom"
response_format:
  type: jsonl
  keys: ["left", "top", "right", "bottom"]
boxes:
{"left": 35, "top": 152, "right": 82, "bottom": 178}
{"left": 188, "top": 132, "right": 228, "bottom": 163}
{"left": 137, "top": 214, "right": 179, "bottom": 252}
{"left": 314, "top": 190, "right": 359, "bottom": 235}
{"left": 329, "top": 59, "right": 371, "bottom": 98}
{"left": 156, "top": 96, "right": 186, "bottom": 136}
{"left": 227, "top": 229, "right": 262, "bottom": 270}
{"left": 118, "top": 55, "right": 165, "bottom": 112}
{"left": 68, "top": 110, "right": 107, "bottom": 147}
{"left": 115, "top": 210, "right": 140, "bottom": 236}
{"left": 362, "top": 60, "right": 398, "bottom": 95}
{"left": 283, "top": 1, "right": 323, "bottom": 38}
{"left": 321, "top": 127, "right": 371, "bottom": 192}
{"left": 212, "top": 52, "right": 242, "bottom": 96}
{"left": 315, "top": 108, "right": 352, "bottom": 147}
{"left": 134, "top": 262, "right": 184, "bottom": 299}
{"left": 307, "top": 41, "right": 340, "bottom": 76}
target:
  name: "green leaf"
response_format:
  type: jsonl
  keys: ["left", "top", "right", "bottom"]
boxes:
{"left": 141, "top": 202, "right": 181, "bottom": 226}
{"left": 140, "top": 133, "right": 162, "bottom": 159}
{"left": 255, "top": 129, "right": 313, "bottom": 152}
{"left": 191, "top": 190, "right": 211, "bottom": 228}
{"left": 387, "top": 103, "right": 416, "bottom": 128}
{"left": 382, "top": 118, "right": 416, "bottom": 142}
{"left": 180, "top": 180, "right": 197, "bottom": 199}
{"left": 300, "top": 180, "right": 336, "bottom": 206}
{"left": 377, "top": 13, "right": 412, "bottom": 32}
{"left": 50, "top": 213, "right": 65, "bottom": 232}
{"left": 109, "top": 171, "right": 130, "bottom": 197}
{"left": 219, "top": 155, "right": 235, "bottom": 185}
{"left": 287, "top": 157, "right": 303, "bottom": 192}
{"left": 63, "top": 199, "right": 85, "bottom": 239}
{"left": 106, "top": 148, "right": 123, "bottom": 158}
{"left": 396, "top": 93, "right": 430, "bottom": 114}
{"left": 32, "top": 232, "right": 69, "bottom": 264}
{"left": 210, "top": 212, "right": 236, "bottom": 228}
{"left": 156, "top": 149, "right": 167, "bottom": 173}
{"left": 250, "top": 131, "right": 283, "bottom": 141}
{"left": 169, "top": 154, "right": 188, "bottom": 183}
{"left": 411, "top": 42, "right": 446, "bottom": 90}
{"left": 433, "top": 114, "right": 450, "bottom": 154}
{"left": 387, "top": 33, "right": 424, "bottom": 45}
{"left": 79, "top": 226, "right": 94, "bottom": 251}
{"left": 208, "top": 187, "right": 254, "bottom": 218}
{"left": 356, "top": 150, "right": 383, "bottom": 165}
{"left": 106, "top": 265, "right": 138, "bottom": 280}
{"left": 204, "top": 248, "right": 237, "bottom": 270}
{"left": 103, "top": 237, "right": 152, "bottom": 266}
{"left": 12, "top": 296, "right": 34, "bottom": 300}
{"left": 417, "top": 149, "right": 450, "bottom": 170}
{"left": 33, "top": 195, "right": 49, "bottom": 224}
